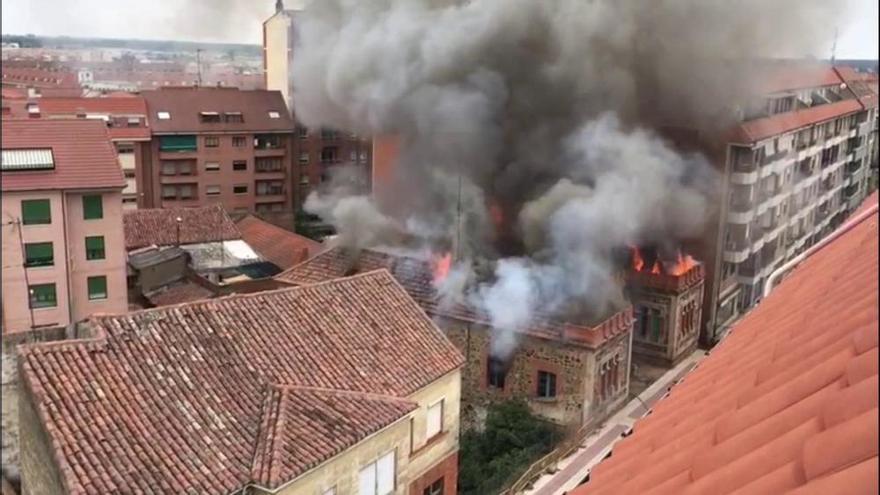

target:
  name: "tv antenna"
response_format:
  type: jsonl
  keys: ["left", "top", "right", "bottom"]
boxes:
{"left": 830, "top": 27, "right": 838, "bottom": 64}
{"left": 196, "top": 48, "right": 203, "bottom": 86}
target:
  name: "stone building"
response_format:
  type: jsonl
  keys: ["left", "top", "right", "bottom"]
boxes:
{"left": 18, "top": 271, "right": 464, "bottom": 495}
{"left": 276, "top": 247, "right": 634, "bottom": 428}
{"left": 626, "top": 250, "right": 705, "bottom": 367}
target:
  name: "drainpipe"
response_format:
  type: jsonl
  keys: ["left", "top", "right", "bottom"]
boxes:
{"left": 763, "top": 202, "right": 878, "bottom": 298}
{"left": 62, "top": 192, "right": 74, "bottom": 328}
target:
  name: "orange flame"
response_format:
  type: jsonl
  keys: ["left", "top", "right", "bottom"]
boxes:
{"left": 630, "top": 246, "right": 695, "bottom": 276}
{"left": 433, "top": 252, "right": 453, "bottom": 283}
{"left": 631, "top": 246, "right": 645, "bottom": 272}
{"left": 666, "top": 251, "right": 697, "bottom": 276}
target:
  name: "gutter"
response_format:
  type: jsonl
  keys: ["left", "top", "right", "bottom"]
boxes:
{"left": 763, "top": 202, "right": 878, "bottom": 298}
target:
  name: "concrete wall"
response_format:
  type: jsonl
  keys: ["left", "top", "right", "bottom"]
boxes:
{"left": 264, "top": 13, "right": 292, "bottom": 109}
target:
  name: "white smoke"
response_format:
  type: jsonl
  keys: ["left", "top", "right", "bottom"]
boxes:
{"left": 291, "top": 0, "right": 851, "bottom": 357}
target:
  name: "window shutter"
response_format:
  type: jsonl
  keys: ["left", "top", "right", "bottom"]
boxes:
{"left": 159, "top": 135, "right": 197, "bottom": 151}
{"left": 83, "top": 195, "right": 103, "bottom": 220}
{"left": 22, "top": 199, "right": 51, "bottom": 225}
{"left": 376, "top": 451, "right": 395, "bottom": 495}
{"left": 88, "top": 276, "right": 108, "bottom": 300}
{"left": 427, "top": 400, "right": 443, "bottom": 439}
{"left": 25, "top": 242, "right": 54, "bottom": 266}
{"left": 359, "top": 464, "right": 376, "bottom": 495}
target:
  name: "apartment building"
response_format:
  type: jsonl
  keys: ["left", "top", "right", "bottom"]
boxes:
{"left": 140, "top": 86, "right": 299, "bottom": 225}
{"left": 698, "top": 64, "right": 879, "bottom": 345}
{"left": 19, "top": 271, "right": 464, "bottom": 495}
{"left": 263, "top": 0, "right": 374, "bottom": 212}
{"left": 1, "top": 119, "right": 128, "bottom": 336}
{"left": 33, "top": 96, "right": 151, "bottom": 209}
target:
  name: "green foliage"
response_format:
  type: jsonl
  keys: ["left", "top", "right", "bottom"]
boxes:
{"left": 459, "top": 400, "right": 563, "bottom": 495}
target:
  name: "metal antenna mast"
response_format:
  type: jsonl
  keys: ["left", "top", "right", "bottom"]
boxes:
{"left": 831, "top": 27, "right": 839, "bottom": 64}
{"left": 196, "top": 48, "right": 203, "bottom": 86}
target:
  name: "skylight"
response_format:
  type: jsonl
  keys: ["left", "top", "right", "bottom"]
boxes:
{"left": 157, "top": 111, "right": 171, "bottom": 120}
{"left": 268, "top": 111, "right": 281, "bottom": 119}
{"left": 1, "top": 149, "right": 55, "bottom": 171}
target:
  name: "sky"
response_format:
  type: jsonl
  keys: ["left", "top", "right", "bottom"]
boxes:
{"left": 1, "top": 0, "right": 878, "bottom": 59}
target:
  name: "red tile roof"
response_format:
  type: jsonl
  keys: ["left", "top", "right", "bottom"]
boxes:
{"left": 235, "top": 214, "right": 323, "bottom": 270}
{"left": 277, "top": 247, "right": 633, "bottom": 349}
{"left": 1, "top": 119, "right": 126, "bottom": 192}
{"left": 36, "top": 97, "right": 151, "bottom": 140}
{"left": 572, "top": 196, "right": 879, "bottom": 495}
{"left": 18, "top": 271, "right": 463, "bottom": 494}
{"left": 123, "top": 205, "right": 241, "bottom": 250}
{"left": 141, "top": 87, "right": 292, "bottom": 133}
{"left": 1, "top": 67, "right": 80, "bottom": 88}
{"left": 731, "top": 99, "right": 863, "bottom": 144}
{"left": 251, "top": 386, "right": 416, "bottom": 488}
{"left": 756, "top": 63, "right": 843, "bottom": 94}
{"left": 143, "top": 279, "right": 216, "bottom": 307}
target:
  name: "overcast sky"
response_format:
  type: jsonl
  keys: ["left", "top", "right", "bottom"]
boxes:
{"left": 2, "top": 0, "right": 878, "bottom": 59}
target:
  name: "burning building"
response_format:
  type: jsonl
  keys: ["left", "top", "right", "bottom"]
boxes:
{"left": 626, "top": 247, "right": 705, "bottom": 367}
{"left": 276, "top": 246, "right": 634, "bottom": 427}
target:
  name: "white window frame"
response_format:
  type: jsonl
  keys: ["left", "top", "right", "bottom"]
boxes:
{"left": 205, "top": 162, "right": 221, "bottom": 172}
{"left": 206, "top": 185, "right": 221, "bottom": 196}
{"left": 359, "top": 450, "right": 396, "bottom": 495}
{"left": 426, "top": 398, "right": 444, "bottom": 440}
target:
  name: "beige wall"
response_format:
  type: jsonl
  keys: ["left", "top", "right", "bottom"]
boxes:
{"left": 264, "top": 369, "right": 462, "bottom": 495}
{"left": 264, "top": 13, "right": 292, "bottom": 110}
{"left": 1, "top": 191, "right": 71, "bottom": 333}
{"left": 1, "top": 189, "right": 128, "bottom": 335}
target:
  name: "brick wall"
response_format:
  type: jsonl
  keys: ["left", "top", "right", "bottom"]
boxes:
{"left": 408, "top": 450, "right": 458, "bottom": 495}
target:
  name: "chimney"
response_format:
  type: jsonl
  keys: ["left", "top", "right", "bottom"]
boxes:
{"left": 275, "top": 0, "right": 284, "bottom": 13}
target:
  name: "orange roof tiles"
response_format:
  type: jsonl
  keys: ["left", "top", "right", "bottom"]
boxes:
{"left": 123, "top": 205, "right": 241, "bottom": 250}
{"left": 757, "top": 64, "right": 843, "bottom": 94}
{"left": 1, "top": 119, "right": 126, "bottom": 192}
{"left": 235, "top": 214, "right": 323, "bottom": 270}
{"left": 36, "top": 97, "right": 151, "bottom": 140}
{"left": 18, "top": 271, "right": 463, "bottom": 494}
{"left": 571, "top": 196, "right": 879, "bottom": 495}
{"left": 731, "top": 99, "right": 863, "bottom": 144}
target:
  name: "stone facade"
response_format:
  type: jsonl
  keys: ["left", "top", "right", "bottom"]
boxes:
{"left": 627, "top": 263, "right": 705, "bottom": 367}
{"left": 439, "top": 309, "right": 633, "bottom": 429}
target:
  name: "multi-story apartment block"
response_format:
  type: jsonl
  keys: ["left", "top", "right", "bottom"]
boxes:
{"left": 697, "top": 64, "right": 879, "bottom": 345}
{"left": 263, "top": 0, "right": 374, "bottom": 212}
{"left": 141, "top": 86, "right": 299, "bottom": 226}
{"left": 1, "top": 119, "right": 128, "bottom": 336}
{"left": 18, "top": 271, "right": 464, "bottom": 494}
{"left": 32, "top": 96, "right": 151, "bottom": 209}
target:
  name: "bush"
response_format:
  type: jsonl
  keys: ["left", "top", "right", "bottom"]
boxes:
{"left": 458, "top": 400, "right": 563, "bottom": 494}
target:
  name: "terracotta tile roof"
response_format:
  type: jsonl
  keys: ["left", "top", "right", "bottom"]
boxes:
{"left": 277, "top": 247, "right": 633, "bottom": 348}
{"left": 123, "top": 205, "right": 241, "bottom": 250}
{"left": 757, "top": 64, "right": 843, "bottom": 94}
{"left": 731, "top": 99, "right": 863, "bottom": 144}
{"left": 36, "top": 97, "right": 151, "bottom": 140}
{"left": 1, "top": 67, "right": 80, "bottom": 88}
{"left": 143, "top": 279, "right": 215, "bottom": 307}
{"left": 251, "top": 386, "right": 416, "bottom": 489}
{"left": 235, "top": 214, "right": 323, "bottom": 270}
{"left": 141, "top": 87, "right": 292, "bottom": 134}
{"left": 18, "top": 271, "right": 463, "bottom": 494}
{"left": 834, "top": 66, "right": 880, "bottom": 110}
{"left": 1, "top": 119, "right": 126, "bottom": 192}
{"left": 572, "top": 197, "right": 879, "bottom": 495}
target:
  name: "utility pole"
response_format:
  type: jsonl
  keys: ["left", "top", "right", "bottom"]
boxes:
{"left": 196, "top": 48, "right": 203, "bottom": 86}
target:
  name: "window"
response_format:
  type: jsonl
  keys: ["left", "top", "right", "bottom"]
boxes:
{"left": 257, "top": 181, "right": 285, "bottom": 196}
{"left": 85, "top": 236, "right": 105, "bottom": 260}
{"left": 360, "top": 151, "right": 368, "bottom": 161}
{"left": 29, "top": 283, "right": 57, "bottom": 309}
{"left": 206, "top": 185, "right": 221, "bottom": 196}
{"left": 162, "top": 185, "right": 177, "bottom": 199}
{"left": 268, "top": 111, "right": 281, "bottom": 119}
{"left": 233, "top": 160, "right": 247, "bottom": 171}
{"left": 178, "top": 162, "right": 193, "bottom": 176}
{"left": 21, "top": 199, "right": 51, "bottom": 225}
{"left": 321, "top": 128, "right": 339, "bottom": 140}
{"left": 224, "top": 112, "right": 243, "bottom": 123}
{"left": 161, "top": 161, "right": 177, "bottom": 176}
{"left": 537, "top": 371, "right": 557, "bottom": 399}
{"left": 159, "top": 135, "right": 196, "bottom": 152}
{"left": 232, "top": 136, "right": 247, "bottom": 147}
{"left": 635, "top": 306, "right": 666, "bottom": 344}
{"left": 116, "top": 143, "right": 135, "bottom": 154}
{"left": 24, "top": 242, "right": 53, "bottom": 267}
{"left": 320, "top": 146, "right": 339, "bottom": 164}
{"left": 350, "top": 150, "right": 357, "bottom": 161}
{"left": 199, "top": 111, "right": 221, "bottom": 123}
{"left": 179, "top": 184, "right": 195, "bottom": 199}
{"left": 322, "top": 488, "right": 336, "bottom": 495}
{"left": 297, "top": 126, "right": 309, "bottom": 139}
{"left": 205, "top": 162, "right": 221, "bottom": 172}
{"left": 233, "top": 185, "right": 248, "bottom": 195}
{"left": 299, "top": 175, "right": 310, "bottom": 185}
{"left": 426, "top": 399, "right": 444, "bottom": 439}
{"left": 254, "top": 134, "right": 281, "bottom": 149}
{"left": 127, "top": 117, "right": 140, "bottom": 127}
{"left": 87, "top": 276, "right": 108, "bottom": 300}
{"left": 423, "top": 478, "right": 444, "bottom": 495}
{"left": 487, "top": 357, "right": 507, "bottom": 389}
{"left": 359, "top": 451, "right": 395, "bottom": 495}
{"left": 256, "top": 157, "right": 283, "bottom": 172}
{"left": 205, "top": 136, "right": 220, "bottom": 148}
{"left": 299, "top": 152, "right": 310, "bottom": 164}
{"left": 157, "top": 111, "right": 170, "bottom": 120}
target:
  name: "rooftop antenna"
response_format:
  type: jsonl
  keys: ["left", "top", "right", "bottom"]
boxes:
{"left": 196, "top": 48, "right": 203, "bottom": 86}
{"left": 830, "top": 27, "right": 838, "bottom": 64}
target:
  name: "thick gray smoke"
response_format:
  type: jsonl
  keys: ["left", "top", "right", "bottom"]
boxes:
{"left": 290, "top": 0, "right": 851, "bottom": 358}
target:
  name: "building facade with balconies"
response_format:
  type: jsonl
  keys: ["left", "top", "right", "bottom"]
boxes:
{"left": 699, "top": 64, "right": 878, "bottom": 345}
{"left": 141, "top": 87, "right": 299, "bottom": 227}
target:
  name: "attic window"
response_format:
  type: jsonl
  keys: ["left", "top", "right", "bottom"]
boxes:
{"left": 2, "top": 149, "right": 55, "bottom": 171}
{"left": 200, "top": 111, "right": 221, "bottom": 123}
{"left": 268, "top": 111, "right": 281, "bottom": 119}
{"left": 224, "top": 112, "right": 244, "bottom": 123}
{"left": 157, "top": 111, "right": 171, "bottom": 120}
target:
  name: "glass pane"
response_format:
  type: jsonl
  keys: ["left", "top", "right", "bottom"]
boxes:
{"left": 376, "top": 451, "right": 395, "bottom": 495}
{"left": 22, "top": 199, "right": 51, "bottom": 225}
{"left": 359, "top": 464, "right": 376, "bottom": 495}
{"left": 86, "top": 236, "right": 105, "bottom": 260}
{"left": 427, "top": 401, "right": 442, "bottom": 438}
{"left": 29, "top": 284, "right": 57, "bottom": 308}
{"left": 25, "top": 242, "right": 54, "bottom": 267}
{"left": 88, "top": 276, "right": 108, "bottom": 300}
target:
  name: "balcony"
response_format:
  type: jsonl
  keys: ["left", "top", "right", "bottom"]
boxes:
{"left": 255, "top": 194, "right": 287, "bottom": 204}
{"left": 731, "top": 170, "right": 758, "bottom": 185}
{"left": 254, "top": 147, "right": 286, "bottom": 157}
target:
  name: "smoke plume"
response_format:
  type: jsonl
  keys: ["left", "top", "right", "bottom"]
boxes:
{"left": 290, "top": 0, "right": 851, "bottom": 358}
